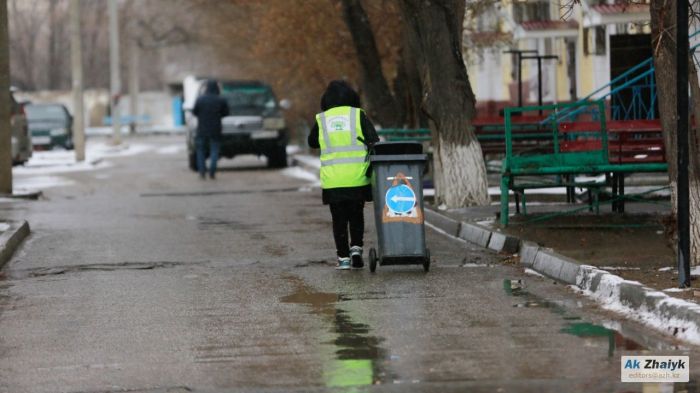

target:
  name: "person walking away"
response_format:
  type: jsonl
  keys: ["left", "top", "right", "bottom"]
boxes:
{"left": 193, "top": 80, "right": 229, "bottom": 179}
{"left": 308, "top": 80, "right": 379, "bottom": 270}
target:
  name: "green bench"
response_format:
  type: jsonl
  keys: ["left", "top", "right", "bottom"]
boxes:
{"left": 500, "top": 101, "right": 668, "bottom": 226}
{"left": 379, "top": 120, "right": 554, "bottom": 157}
{"left": 377, "top": 128, "right": 431, "bottom": 142}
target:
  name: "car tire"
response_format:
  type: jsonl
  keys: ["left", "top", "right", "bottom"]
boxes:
{"left": 267, "top": 146, "right": 287, "bottom": 168}
{"left": 188, "top": 152, "right": 197, "bottom": 172}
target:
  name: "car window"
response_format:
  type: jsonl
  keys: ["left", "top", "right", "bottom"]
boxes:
{"left": 220, "top": 86, "right": 277, "bottom": 110}
{"left": 26, "top": 105, "right": 67, "bottom": 120}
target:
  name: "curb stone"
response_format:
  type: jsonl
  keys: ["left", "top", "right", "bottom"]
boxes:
{"left": 291, "top": 154, "right": 700, "bottom": 343}
{"left": 421, "top": 205, "right": 700, "bottom": 345}
{"left": 487, "top": 231, "right": 520, "bottom": 254}
{"left": 0, "top": 221, "right": 30, "bottom": 269}
{"left": 458, "top": 222, "right": 492, "bottom": 248}
{"left": 424, "top": 209, "right": 460, "bottom": 237}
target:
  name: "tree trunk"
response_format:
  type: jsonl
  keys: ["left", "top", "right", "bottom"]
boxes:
{"left": 48, "top": 0, "right": 60, "bottom": 90}
{"left": 0, "top": 0, "right": 12, "bottom": 193}
{"left": 340, "top": 0, "right": 399, "bottom": 127}
{"left": 686, "top": 56, "right": 700, "bottom": 265}
{"left": 398, "top": 34, "right": 428, "bottom": 128}
{"left": 399, "top": 0, "right": 489, "bottom": 207}
{"left": 651, "top": 0, "right": 700, "bottom": 265}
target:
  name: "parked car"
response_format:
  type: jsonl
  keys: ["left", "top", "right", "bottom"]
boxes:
{"left": 9, "top": 90, "right": 31, "bottom": 165}
{"left": 25, "top": 103, "right": 73, "bottom": 150}
{"left": 184, "top": 78, "right": 289, "bottom": 169}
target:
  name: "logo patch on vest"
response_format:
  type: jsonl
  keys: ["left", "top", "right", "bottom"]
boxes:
{"left": 326, "top": 115, "right": 350, "bottom": 132}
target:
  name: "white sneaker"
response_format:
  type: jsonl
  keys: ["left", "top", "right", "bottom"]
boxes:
{"left": 336, "top": 257, "right": 351, "bottom": 270}
{"left": 350, "top": 246, "right": 364, "bottom": 269}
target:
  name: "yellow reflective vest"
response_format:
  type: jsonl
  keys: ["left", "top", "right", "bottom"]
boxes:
{"left": 315, "top": 106, "right": 370, "bottom": 189}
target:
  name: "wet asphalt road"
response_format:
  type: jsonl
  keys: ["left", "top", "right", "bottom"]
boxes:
{"left": 0, "top": 135, "right": 698, "bottom": 393}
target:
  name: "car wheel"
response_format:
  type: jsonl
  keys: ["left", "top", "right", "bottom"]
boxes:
{"left": 267, "top": 145, "right": 287, "bottom": 168}
{"left": 188, "top": 152, "right": 197, "bottom": 171}
{"left": 64, "top": 137, "right": 74, "bottom": 150}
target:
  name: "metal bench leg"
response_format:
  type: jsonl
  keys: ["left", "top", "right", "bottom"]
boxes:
{"left": 500, "top": 175, "right": 510, "bottom": 226}
{"left": 619, "top": 174, "right": 625, "bottom": 213}
{"left": 514, "top": 192, "right": 520, "bottom": 214}
{"left": 587, "top": 189, "right": 593, "bottom": 212}
{"left": 594, "top": 187, "right": 600, "bottom": 214}
{"left": 611, "top": 173, "right": 618, "bottom": 212}
{"left": 522, "top": 192, "right": 528, "bottom": 216}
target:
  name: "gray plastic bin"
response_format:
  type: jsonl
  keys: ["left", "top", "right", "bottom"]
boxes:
{"left": 368, "top": 142, "right": 430, "bottom": 272}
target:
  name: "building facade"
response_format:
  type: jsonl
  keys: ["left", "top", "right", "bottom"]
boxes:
{"left": 464, "top": 0, "right": 652, "bottom": 114}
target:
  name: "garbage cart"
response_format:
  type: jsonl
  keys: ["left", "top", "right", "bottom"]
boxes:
{"left": 368, "top": 142, "right": 430, "bottom": 272}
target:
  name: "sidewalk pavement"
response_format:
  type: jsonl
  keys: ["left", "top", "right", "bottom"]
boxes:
{"left": 293, "top": 152, "right": 700, "bottom": 344}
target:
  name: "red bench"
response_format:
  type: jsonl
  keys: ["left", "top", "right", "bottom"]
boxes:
{"left": 558, "top": 119, "right": 665, "bottom": 164}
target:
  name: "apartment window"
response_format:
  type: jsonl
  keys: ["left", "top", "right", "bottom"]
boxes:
{"left": 583, "top": 26, "right": 606, "bottom": 56}
{"left": 513, "top": 0, "right": 550, "bottom": 23}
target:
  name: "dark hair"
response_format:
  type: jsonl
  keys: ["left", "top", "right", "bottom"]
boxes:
{"left": 204, "top": 80, "right": 220, "bottom": 95}
{"left": 320, "top": 80, "right": 360, "bottom": 111}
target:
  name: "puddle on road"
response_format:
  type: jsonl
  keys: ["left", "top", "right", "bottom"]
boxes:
{"left": 503, "top": 279, "right": 646, "bottom": 356}
{"left": 281, "top": 276, "right": 391, "bottom": 387}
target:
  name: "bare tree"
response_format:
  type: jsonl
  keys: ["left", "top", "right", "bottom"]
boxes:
{"left": 399, "top": 0, "right": 489, "bottom": 207}
{"left": 341, "top": 0, "right": 401, "bottom": 127}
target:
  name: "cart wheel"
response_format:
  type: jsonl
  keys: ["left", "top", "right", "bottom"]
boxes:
{"left": 423, "top": 248, "right": 430, "bottom": 272}
{"left": 369, "top": 248, "right": 377, "bottom": 273}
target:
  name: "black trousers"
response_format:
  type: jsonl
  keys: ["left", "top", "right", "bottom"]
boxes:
{"left": 329, "top": 201, "right": 365, "bottom": 258}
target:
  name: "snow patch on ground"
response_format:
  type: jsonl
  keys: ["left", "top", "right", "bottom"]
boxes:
{"left": 663, "top": 288, "right": 693, "bottom": 293}
{"left": 0, "top": 223, "right": 10, "bottom": 232}
{"left": 156, "top": 144, "right": 185, "bottom": 155}
{"left": 11, "top": 140, "right": 157, "bottom": 191}
{"left": 16, "top": 141, "right": 151, "bottom": 176}
{"left": 281, "top": 167, "right": 320, "bottom": 185}
{"left": 600, "top": 266, "right": 642, "bottom": 271}
{"left": 524, "top": 268, "right": 546, "bottom": 278}
{"left": 576, "top": 267, "right": 700, "bottom": 345}
{"left": 294, "top": 154, "right": 321, "bottom": 169}
{"left": 692, "top": 266, "right": 700, "bottom": 276}
{"left": 14, "top": 175, "right": 75, "bottom": 190}
{"left": 477, "top": 218, "right": 495, "bottom": 227}
{"left": 659, "top": 267, "right": 674, "bottom": 272}
{"left": 286, "top": 145, "right": 301, "bottom": 155}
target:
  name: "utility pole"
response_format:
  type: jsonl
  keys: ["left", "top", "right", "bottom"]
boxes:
{"left": 677, "top": 0, "right": 691, "bottom": 288}
{"left": 108, "top": 0, "right": 121, "bottom": 145}
{"left": 128, "top": 38, "right": 139, "bottom": 135}
{"left": 70, "top": 0, "right": 85, "bottom": 162}
{"left": 0, "top": 0, "right": 12, "bottom": 194}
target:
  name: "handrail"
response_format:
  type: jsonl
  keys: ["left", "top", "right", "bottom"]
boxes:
{"left": 543, "top": 29, "right": 700, "bottom": 124}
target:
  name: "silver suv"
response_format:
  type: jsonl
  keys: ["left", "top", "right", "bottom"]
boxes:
{"left": 184, "top": 78, "right": 289, "bottom": 169}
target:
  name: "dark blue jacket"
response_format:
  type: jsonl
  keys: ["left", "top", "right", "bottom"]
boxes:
{"left": 193, "top": 80, "right": 230, "bottom": 139}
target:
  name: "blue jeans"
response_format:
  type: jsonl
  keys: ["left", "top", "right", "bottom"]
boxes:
{"left": 195, "top": 136, "right": 220, "bottom": 177}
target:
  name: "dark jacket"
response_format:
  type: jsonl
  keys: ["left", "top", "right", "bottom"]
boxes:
{"left": 193, "top": 80, "right": 230, "bottom": 139}
{"left": 308, "top": 80, "right": 379, "bottom": 205}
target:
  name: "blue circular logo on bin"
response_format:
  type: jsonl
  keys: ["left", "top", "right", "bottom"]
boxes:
{"left": 385, "top": 184, "right": 416, "bottom": 214}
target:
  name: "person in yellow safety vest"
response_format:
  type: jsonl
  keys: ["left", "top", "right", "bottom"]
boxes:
{"left": 308, "top": 80, "right": 379, "bottom": 270}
